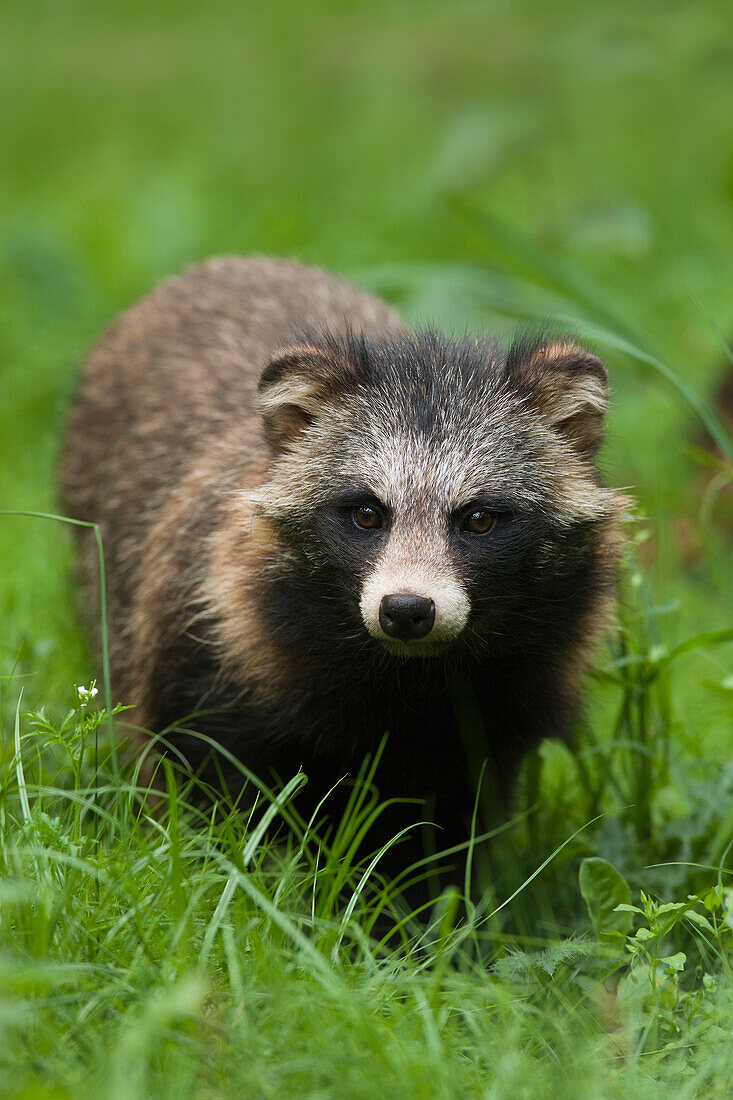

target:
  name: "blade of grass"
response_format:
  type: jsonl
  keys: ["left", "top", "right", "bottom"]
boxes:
{"left": 0, "top": 510, "right": 117, "bottom": 778}
{"left": 13, "top": 688, "right": 31, "bottom": 825}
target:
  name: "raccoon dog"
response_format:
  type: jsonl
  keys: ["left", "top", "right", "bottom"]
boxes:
{"left": 61, "top": 257, "right": 625, "bottom": 865}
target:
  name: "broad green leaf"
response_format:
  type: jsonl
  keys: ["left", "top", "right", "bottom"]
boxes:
{"left": 661, "top": 953, "right": 686, "bottom": 973}
{"left": 723, "top": 889, "right": 733, "bottom": 932}
{"left": 686, "top": 910, "right": 716, "bottom": 936}
{"left": 579, "top": 857, "right": 633, "bottom": 940}
{"left": 656, "top": 902, "right": 690, "bottom": 917}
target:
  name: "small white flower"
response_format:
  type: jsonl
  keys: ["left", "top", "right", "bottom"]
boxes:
{"left": 75, "top": 683, "right": 99, "bottom": 703}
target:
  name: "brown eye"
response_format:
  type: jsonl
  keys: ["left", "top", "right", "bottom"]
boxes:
{"left": 352, "top": 505, "right": 383, "bottom": 530}
{"left": 464, "top": 509, "right": 495, "bottom": 534}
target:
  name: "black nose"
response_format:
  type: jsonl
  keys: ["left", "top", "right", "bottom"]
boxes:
{"left": 379, "top": 593, "right": 435, "bottom": 641}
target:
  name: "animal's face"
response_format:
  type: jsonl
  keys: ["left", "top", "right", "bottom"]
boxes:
{"left": 255, "top": 332, "right": 622, "bottom": 660}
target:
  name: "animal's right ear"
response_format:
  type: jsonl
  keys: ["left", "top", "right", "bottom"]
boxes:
{"left": 257, "top": 344, "right": 345, "bottom": 450}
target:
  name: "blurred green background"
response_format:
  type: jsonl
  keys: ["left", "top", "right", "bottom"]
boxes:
{"left": 1, "top": 0, "right": 731, "bottom": 747}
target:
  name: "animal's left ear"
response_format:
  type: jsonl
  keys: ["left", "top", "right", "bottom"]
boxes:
{"left": 507, "top": 339, "right": 609, "bottom": 458}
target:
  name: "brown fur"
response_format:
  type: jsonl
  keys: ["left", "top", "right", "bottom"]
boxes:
{"left": 61, "top": 256, "right": 627, "bottom": 870}
{"left": 62, "top": 256, "right": 403, "bottom": 726}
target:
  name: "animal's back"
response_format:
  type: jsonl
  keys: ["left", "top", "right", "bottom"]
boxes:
{"left": 62, "top": 256, "right": 401, "bottom": 525}
{"left": 60, "top": 256, "right": 402, "bottom": 670}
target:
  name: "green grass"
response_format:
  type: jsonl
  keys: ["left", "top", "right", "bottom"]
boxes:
{"left": 2, "top": 0, "right": 733, "bottom": 1095}
{"left": 2, "top": 621, "right": 733, "bottom": 1098}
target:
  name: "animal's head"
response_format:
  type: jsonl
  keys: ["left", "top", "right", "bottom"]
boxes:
{"left": 254, "top": 331, "right": 623, "bottom": 661}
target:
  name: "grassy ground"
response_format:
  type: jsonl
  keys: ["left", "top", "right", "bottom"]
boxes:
{"left": 1, "top": 0, "right": 732, "bottom": 1095}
